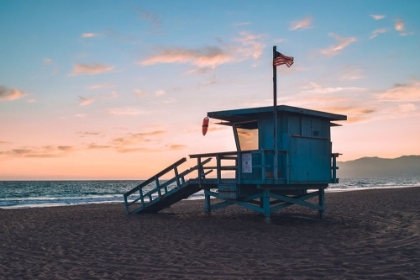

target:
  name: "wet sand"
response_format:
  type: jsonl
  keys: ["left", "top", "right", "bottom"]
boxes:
{"left": 1, "top": 187, "right": 420, "bottom": 279}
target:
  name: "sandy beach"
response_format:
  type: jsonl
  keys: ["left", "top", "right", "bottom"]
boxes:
{"left": 1, "top": 187, "right": 420, "bottom": 279}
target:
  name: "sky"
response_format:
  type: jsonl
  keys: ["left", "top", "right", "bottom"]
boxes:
{"left": 1, "top": 0, "right": 420, "bottom": 180}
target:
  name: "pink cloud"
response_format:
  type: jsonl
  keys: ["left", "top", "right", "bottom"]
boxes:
{"left": 82, "top": 33, "right": 99, "bottom": 38}
{"left": 71, "top": 63, "right": 113, "bottom": 75}
{"left": 370, "top": 28, "right": 387, "bottom": 39}
{"left": 377, "top": 81, "right": 420, "bottom": 102}
{"left": 370, "top": 14, "right": 385, "bottom": 20}
{"left": 78, "top": 96, "right": 94, "bottom": 106}
{"left": 320, "top": 33, "right": 357, "bottom": 56}
{"left": 140, "top": 31, "right": 265, "bottom": 72}
{"left": 0, "top": 86, "right": 26, "bottom": 101}
{"left": 290, "top": 17, "right": 313, "bottom": 30}
{"left": 395, "top": 19, "right": 404, "bottom": 31}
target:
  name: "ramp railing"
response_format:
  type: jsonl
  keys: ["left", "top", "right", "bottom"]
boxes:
{"left": 123, "top": 157, "right": 212, "bottom": 215}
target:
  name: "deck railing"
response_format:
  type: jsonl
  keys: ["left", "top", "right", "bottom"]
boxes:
{"left": 190, "top": 150, "right": 341, "bottom": 184}
{"left": 189, "top": 149, "right": 289, "bottom": 184}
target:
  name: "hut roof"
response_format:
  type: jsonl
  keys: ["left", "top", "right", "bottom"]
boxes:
{"left": 208, "top": 105, "right": 347, "bottom": 124}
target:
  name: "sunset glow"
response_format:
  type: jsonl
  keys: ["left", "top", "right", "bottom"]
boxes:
{"left": 1, "top": 1, "right": 419, "bottom": 180}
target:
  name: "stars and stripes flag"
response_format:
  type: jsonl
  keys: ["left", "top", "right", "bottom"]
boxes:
{"left": 273, "top": 51, "right": 294, "bottom": 67}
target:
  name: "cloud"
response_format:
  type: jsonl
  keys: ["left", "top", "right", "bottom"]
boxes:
{"left": 71, "top": 63, "right": 113, "bottom": 75}
{"left": 370, "top": 14, "right": 385, "bottom": 20}
{"left": 167, "top": 144, "right": 186, "bottom": 150}
{"left": 1, "top": 145, "right": 75, "bottom": 158}
{"left": 78, "top": 96, "right": 94, "bottom": 106}
{"left": 339, "top": 67, "right": 364, "bottom": 81}
{"left": 82, "top": 33, "right": 99, "bottom": 38}
{"left": 136, "top": 8, "right": 163, "bottom": 34}
{"left": 0, "top": 85, "right": 26, "bottom": 101}
{"left": 290, "top": 17, "right": 313, "bottom": 30}
{"left": 88, "top": 83, "right": 115, "bottom": 90}
{"left": 302, "top": 82, "right": 366, "bottom": 94}
{"left": 75, "top": 114, "right": 87, "bottom": 118}
{"left": 370, "top": 28, "right": 387, "bottom": 39}
{"left": 395, "top": 19, "right": 404, "bottom": 31}
{"left": 155, "top": 90, "right": 165, "bottom": 96}
{"left": 77, "top": 131, "right": 101, "bottom": 137}
{"left": 140, "top": 31, "right": 265, "bottom": 72}
{"left": 110, "top": 91, "right": 118, "bottom": 99}
{"left": 135, "top": 89, "right": 147, "bottom": 97}
{"left": 233, "top": 22, "right": 251, "bottom": 26}
{"left": 320, "top": 33, "right": 357, "bottom": 56}
{"left": 86, "top": 143, "right": 111, "bottom": 150}
{"left": 108, "top": 108, "right": 148, "bottom": 116}
{"left": 26, "top": 99, "right": 36, "bottom": 103}
{"left": 233, "top": 31, "right": 265, "bottom": 60}
{"left": 141, "top": 46, "right": 234, "bottom": 69}
{"left": 377, "top": 81, "right": 420, "bottom": 102}
{"left": 112, "top": 130, "right": 166, "bottom": 146}
{"left": 42, "top": 58, "right": 59, "bottom": 75}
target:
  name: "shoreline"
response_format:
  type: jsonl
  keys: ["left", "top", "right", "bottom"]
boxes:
{"left": 1, "top": 187, "right": 420, "bottom": 279}
{"left": 2, "top": 184, "right": 420, "bottom": 210}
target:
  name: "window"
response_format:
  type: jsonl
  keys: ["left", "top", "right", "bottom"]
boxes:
{"left": 236, "top": 125, "right": 258, "bottom": 151}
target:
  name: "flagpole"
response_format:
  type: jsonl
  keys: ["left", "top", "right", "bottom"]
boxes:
{"left": 273, "top": 46, "right": 278, "bottom": 180}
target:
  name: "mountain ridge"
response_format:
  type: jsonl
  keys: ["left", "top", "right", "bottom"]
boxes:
{"left": 337, "top": 155, "right": 420, "bottom": 178}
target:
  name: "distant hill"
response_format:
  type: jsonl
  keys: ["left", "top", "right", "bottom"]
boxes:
{"left": 337, "top": 155, "right": 420, "bottom": 178}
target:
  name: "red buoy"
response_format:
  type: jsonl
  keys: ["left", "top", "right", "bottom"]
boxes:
{"left": 202, "top": 117, "right": 209, "bottom": 136}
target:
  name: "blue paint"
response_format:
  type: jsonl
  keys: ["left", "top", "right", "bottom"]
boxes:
{"left": 124, "top": 105, "right": 346, "bottom": 222}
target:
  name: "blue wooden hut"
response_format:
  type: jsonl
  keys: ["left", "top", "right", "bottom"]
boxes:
{"left": 124, "top": 105, "right": 346, "bottom": 223}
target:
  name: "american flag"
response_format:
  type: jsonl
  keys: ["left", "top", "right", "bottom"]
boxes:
{"left": 273, "top": 51, "right": 294, "bottom": 67}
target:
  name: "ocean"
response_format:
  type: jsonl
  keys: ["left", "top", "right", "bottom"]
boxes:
{"left": 1, "top": 177, "right": 420, "bottom": 209}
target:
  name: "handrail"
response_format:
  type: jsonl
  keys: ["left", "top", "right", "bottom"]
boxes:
{"left": 124, "top": 158, "right": 187, "bottom": 197}
{"left": 124, "top": 157, "right": 214, "bottom": 215}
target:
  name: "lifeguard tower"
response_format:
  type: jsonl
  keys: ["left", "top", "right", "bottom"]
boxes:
{"left": 124, "top": 105, "right": 346, "bottom": 223}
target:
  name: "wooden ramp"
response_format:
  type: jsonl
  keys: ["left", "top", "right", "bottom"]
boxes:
{"left": 123, "top": 157, "right": 211, "bottom": 215}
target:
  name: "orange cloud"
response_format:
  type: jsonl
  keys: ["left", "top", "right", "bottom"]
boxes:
{"left": 140, "top": 31, "right": 265, "bottom": 72}
{"left": 377, "top": 81, "right": 420, "bottom": 102}
{"left": 1, "top": 145, "right": 75, "bottom": 158}
{"left": 71, "top": 63, "right": 113, "bottom": 75}
{"left": 141, "top": 46, "right": 233, "bottom": 69}
{"left": 86, "top": 143, "right": 111, "bottom": 150}
{"left": 78, "top": 96, "right": 94, "bottom": 106}
{"left": 320, "top": 33, "right": 357, "bottom": 56}
{"left": 290, "top": 17, "right": 313, "bottom": 30}
{"left": 112, "top": 130, "right": 166, "bottom": 146}
{"left": 167, "top": 144, "right": 186, "bottom": 150}
{"left": 0, "top": 86, "right": 26, "bottom": 101}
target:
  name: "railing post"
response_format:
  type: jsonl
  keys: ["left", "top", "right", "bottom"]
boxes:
{"left": 197, "top": 157, "right": 202, "bottom": 184}
{"left": 155, "top": 176, "right": 161, "bottom": 197}
{"left": 237, "top": 151, "right": 242, "bottom": 184}
{"left": 140, "top": 188, "right": 144, "bottom": 206}
{"left": 216, "top": 154, "right": 221, "bottom": 184}
{"left": 262, "top": 150, "right": 266, "bottom": 181}
{"left": 332, "top": 154, "right": 337, "bottom": 183}
{"left": 174, "top": 166, "right": 180, "bottom": 189}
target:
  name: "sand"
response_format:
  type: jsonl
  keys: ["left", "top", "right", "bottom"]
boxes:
{"left": 1, "top": 187, "right": 420, "bottom": 279}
